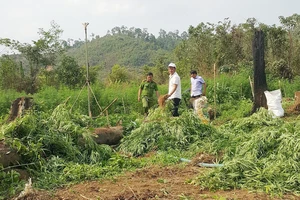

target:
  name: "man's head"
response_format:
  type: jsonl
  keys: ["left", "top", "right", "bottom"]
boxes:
{"left": 190, "top": 70, "right": 197, "bottom": 78}
{"left": 168, "top": 63, "right": 176, "bottom": 75}
{"left": 146, "top": 72, "right": 153, "bottom": 82}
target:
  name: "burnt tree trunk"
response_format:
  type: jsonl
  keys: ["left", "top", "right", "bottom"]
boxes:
{"left": 251, "top": 30, "right": 268, "bottom": 114}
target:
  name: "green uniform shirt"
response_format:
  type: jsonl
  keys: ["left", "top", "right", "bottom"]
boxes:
{"left": 139, "top": 80, "right": 158, "bottom": 99}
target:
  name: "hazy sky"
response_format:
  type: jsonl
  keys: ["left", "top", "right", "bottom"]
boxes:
{"left": 0, "top": 0, "right": 299, "bottom": 49}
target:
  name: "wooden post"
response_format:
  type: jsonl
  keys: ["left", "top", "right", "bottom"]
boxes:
{"left": 249, "top": 76, "right": 254, "bottom": 98}
{"left": 213, "top": 63, "right": 217, "bottom": 119}
{"left": 83, "top": 22, "right": 92, "bottom": 118}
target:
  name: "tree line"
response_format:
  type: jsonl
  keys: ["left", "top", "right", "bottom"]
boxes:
{"left": 1, "top": 14, "right": 300, "bottom": 94}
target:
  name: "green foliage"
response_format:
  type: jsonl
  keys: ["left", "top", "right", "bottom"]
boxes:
{"left": 207, "top": 70, "right": 253, "bottom": 104}
{"left": 1, "top": 21, "right": 65, "bottom": 94}
{"left": 107, "top": 64, "right": 130, "bottom": 83}
{"left": 38, "top": 67, "right": 59, "bottom": 88}
{"left": 68, "top": 32, "right": 180, "bottom": 71}
{"left": 91, "top": 81, "right": 150, "bottom": 116}
{"left": 279, "top": 14, "right": 300, "bottom": 75}
{"left": 0, "top": 89, "right": 26, "bottom": 117}
{"left": 197, "top": 109, "right": 300, "bottom": 195}
{"left": 187, "top": 22, "right": 216, "bottom": 73}
{"left": 2, "top": 15, "right": 300, "bottom": 198}
{"left": 33, "top": 153, "right": 144, "bottom": 189}
{"left": 0, "top": 56, "right": 22, "bottom": 91}
{"left": 118, "top": 109, "right": 217, "bottom": 156}
{"left": 266, "top": 75, "right": 300, "bottom": 97}
{"left": 263, "top": 25, "right": 288, "bottom": 62}
{"left": 216, "top": 99, "right": 252, "bottom": 122}
{"left": 3, "top": 14, "right": 300, "bottom": 90}
{"left": 0, "top": 103, "right": 126, "bottom": 198}
{"left": 56, "top": 55, "right": 84, "bottom": 88}
{"left": 32, "top": 81, "right": 161, "bottom": 117}
{"left": 33, "top": 20, "right": 65, "bottom": 66}
{"left": 215, "top": 18, "right": 244, "bottom": 67}
{"left": 268, "top": 59, "right": 293, "bottom": 80}
{"left": 0, "top": 167, "right": 24, "bottom": 199}
{"left": 148, "top": 150, "right": 186, "bottom": 166}
{"left": 2, "top": 104, "right": 112, "bottom": 165}
{"left": 33, "top": 86, "right": 77, "bottom": 113}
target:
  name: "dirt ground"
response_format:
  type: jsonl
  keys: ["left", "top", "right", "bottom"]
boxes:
{"left": 16, "top": 159, "right": 299, "bottom": 200}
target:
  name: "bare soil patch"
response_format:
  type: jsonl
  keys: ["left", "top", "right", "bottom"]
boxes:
{"left": 15, "top": 163, "right": 298, "bottom": 200}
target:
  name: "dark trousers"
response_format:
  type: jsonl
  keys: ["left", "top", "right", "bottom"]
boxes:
{"left": 171, "top": 98, "right": 181, "bottom": 117}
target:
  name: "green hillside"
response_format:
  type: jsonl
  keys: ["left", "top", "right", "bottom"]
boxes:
{"left": 66, "top": 27, "right": 185, "bottom": 69}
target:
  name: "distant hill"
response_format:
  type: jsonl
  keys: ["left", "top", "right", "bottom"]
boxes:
{"left": 66, "top": 27, "right": 186, "bottom": 69}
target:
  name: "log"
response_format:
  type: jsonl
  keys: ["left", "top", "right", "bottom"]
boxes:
{"left": 92, "top": 126, "right": 123, "bottom": 145}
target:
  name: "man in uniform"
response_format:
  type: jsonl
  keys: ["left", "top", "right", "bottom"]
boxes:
{"left": 138, "top": 72, "right": 159, "bottom": 116}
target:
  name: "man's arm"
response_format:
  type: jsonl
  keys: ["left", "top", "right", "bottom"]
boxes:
{"left": 167, "top": 84, "right": 178, "bottom": 98}
{"left": 138, "top": 88, "right": 142, "bottom": 101}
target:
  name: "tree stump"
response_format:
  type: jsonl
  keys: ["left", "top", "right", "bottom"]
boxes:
{"left": 251, "top": 30, "right": 268, "bottom": 114}
{"left": 289, "top": 91, "right": 300, "bottom": 112}
{"left": 0, "top": 140, "right": 21, "bottom": 167}
{"left": 7, "top": 97, "right": 33, "bottom": 122}
{"left": 295, "top": 91, "right": 300, "bottom": 103}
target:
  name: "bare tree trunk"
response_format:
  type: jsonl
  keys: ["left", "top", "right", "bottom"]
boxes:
{"left": 251, "top": 30, "right": 268, "bottom": 114}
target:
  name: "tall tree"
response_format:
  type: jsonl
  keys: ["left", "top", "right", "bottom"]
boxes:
{"left": 0, "top": 56, "right": 21, "bottom": 90}
{"left": 187, "top": 23, "right": 215, "bottom": 73}
{"left": 57, "top": 55, "right": 83, "bottom": 88}
{"left": 0, "top": 21, "right": 65, "bottom": 93}
{"left": 279, "top": 14, "right": 300, "bottom": 75}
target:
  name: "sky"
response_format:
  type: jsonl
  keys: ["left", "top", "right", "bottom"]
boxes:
{"left": 1, "top": 0, "right": 299, "bottom": 54}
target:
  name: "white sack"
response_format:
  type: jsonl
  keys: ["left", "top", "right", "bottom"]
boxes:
{"left": 264, "top": 89, "right": 284, "bottom": 117}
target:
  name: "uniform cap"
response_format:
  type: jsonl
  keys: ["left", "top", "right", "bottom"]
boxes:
{"left": 168, "top": 63, "right": 176, "bottom": 68}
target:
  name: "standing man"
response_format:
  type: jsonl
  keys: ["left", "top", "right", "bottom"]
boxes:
{"left": 190, "top": 70, "right": 206, "bottom": 108}
{"left": 138, "top": 72, "right": 159, "bottom": 116}
{"left": 166, "top": 63, "right": 181, "bottom": 117}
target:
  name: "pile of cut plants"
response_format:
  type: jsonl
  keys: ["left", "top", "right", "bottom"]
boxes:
{"left": 118, "top": 108, "right": 218, "bottom": 156}
{"left": 119, "top": 108, "right": 300, "bottom": 196}
{"left": 1, "top": 102, "right": 300, "bottom": 199}
{"left": 0, "top": 104, "right": 143, "bottom": 199}
{"left": 196, "top": 109, "right": 300, "bottom": 196}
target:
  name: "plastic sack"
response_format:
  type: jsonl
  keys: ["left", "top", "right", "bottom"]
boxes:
{"left": 264, "top": 89, "right": 284, "bottom": 117}
{"left": 193, "top": 96, "right": 210, "bottom": 123}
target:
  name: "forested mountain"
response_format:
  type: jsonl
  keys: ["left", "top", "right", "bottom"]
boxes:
{"left": 66, "top": 26, "right": 186, "bottom": 69}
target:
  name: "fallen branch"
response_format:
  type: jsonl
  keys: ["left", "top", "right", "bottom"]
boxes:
{"left": 80, "top": 194, "right": 93, "bottom": 200}
{"left": 128, "top": 186, "right": 139, "bottom": 200}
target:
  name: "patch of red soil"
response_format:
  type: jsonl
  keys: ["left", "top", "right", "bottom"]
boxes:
{"left": 17, "top": 163, "right": 298, "bottom": 200}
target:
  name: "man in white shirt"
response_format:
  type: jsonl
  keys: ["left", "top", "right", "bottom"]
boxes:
{"left": 190, "top": 70, "right": 206, "bottom": 108}
{"left": 166, "top": 63, "right": 181, "bottom": 116}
